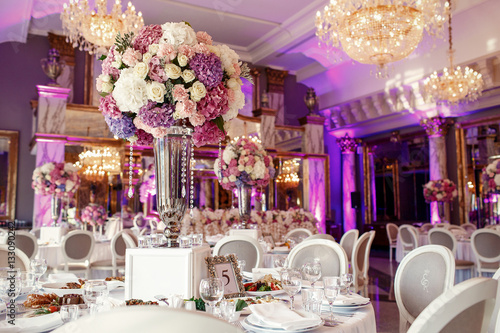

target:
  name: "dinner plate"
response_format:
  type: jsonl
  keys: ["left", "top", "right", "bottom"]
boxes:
{"left": 42, "top": 283, "right": 84, "bottom": 296}
{"left": 246, "top": 290, "right": 286, "bottom": 297}
{"left": 243, "top": 310, "right": 323, "bottom": 332}
{"left": 0, "top": 312, "right": 63, "bottom": 333}
{"left": 322, "top": 301, "right": 371, "bottom": 312}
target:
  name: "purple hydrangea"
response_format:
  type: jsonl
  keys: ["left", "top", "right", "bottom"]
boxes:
{"left": 137, "top": 101, "right": 175, "bottom": 128}
{"left": 189, "top": 53, "right": 223, "bottom": 89}
{"left": 105, "top": 115, "right": 136, "bottom": 139}
{"left": 135, "top": 129, "right": 154, "bottom": 146}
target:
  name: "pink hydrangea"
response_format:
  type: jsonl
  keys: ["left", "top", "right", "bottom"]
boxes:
{"left": 192, "top": 121, "right": 225, "bottom": 147}
{"left": 197, "top": 83, "right": 229, "bottom": 121}
{"left": 193, "top": 44, "right": 210, "bottom": 55}
{"left": 102, "top": 46, "right": 120, "bottom": 79}
{"left": 133, "top": 24, "right": 163, "bottom": 54}
{"left": 122, "top": 48, "right": 142, "bottom": 67}
{"left": 196, "top": 31, "right": 213, "bottom": 45}
{"left": 81, "top": 204, "right": 107, "bottom": 226}
{"left": 189, "top": 112, "right": 205, "bottom": 127}
{"left": 172, "top": 84, "right": 189, "bottom": 101}
{"left": 148, "top": 56, "right": 168, "bottom": 82}
{"left": 175, "top": 99, "right": 196, "bottom": 118}
{"left": 157, "top": 43, "right": 176, "bottom": 60}
{"left": 99, "top": 95, "right": 122, "bottom": 119}
{"left": 135, "top": 129, "right": 154, "bottom": 146}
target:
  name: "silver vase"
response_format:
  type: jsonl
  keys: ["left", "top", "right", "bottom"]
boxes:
{"left": 237, "top": 183, "right": 252, "bottom": 228}
{"left": 153, "top": 126, "right": 192, "bottom": 247}
{"left": 51, "top": 195, "right": 62, "bottom": 226}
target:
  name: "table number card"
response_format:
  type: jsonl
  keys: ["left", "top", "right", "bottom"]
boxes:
{"left": 205, "top": 254, "right": 245, "bottom": 298}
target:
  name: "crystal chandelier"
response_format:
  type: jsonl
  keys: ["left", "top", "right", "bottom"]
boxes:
{"left": 315, "top": 0, "right": 448, "bottom": 78}
{"left": 276, "top": 160, "right": 300, "bottom": 189}
{"left": 423, "top": 0, "right": 484, "bottom": 105}
{"left": 61, "top": 0, "right": 144, "bottom": 55}
{"left": 74, "top": 146, "right": 122, "bottom": 178}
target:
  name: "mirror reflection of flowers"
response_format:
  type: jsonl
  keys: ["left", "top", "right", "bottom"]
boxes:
{"left": 31, "top": 162, "right": 80, "bottom": 198}
{"left": 423, "top": 179, "right": 457, "bottom": 203}
{"left": 81, "top": 204, "right": 107, "bottom": 226}
{"left": 482, "top": 159, "right": 500, "bottom": 192}
{"left": 214, "top": 136, "right": 275, "bottom": 190}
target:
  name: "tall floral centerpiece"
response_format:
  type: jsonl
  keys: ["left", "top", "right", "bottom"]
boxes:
{"left": 97, "top": 22, "right": 250, "bottom": 246}
{"left": 215, "top": 136, "right": 275, "bottom": 227}
{"left": 81, "top": 204, "right": 107, "bottom": 236}
{"left": 482, "top": 159, "right": 500, "bottom": 193}
{"left": 32, "top": 162, "right": 81, "bottom": 226}
{"left": 423, "top": 179, "right": 457, "bottom": 223}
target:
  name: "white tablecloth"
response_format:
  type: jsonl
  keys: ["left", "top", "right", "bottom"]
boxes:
{"left": 37, "top": 240, "right": 112, "bottom": 268}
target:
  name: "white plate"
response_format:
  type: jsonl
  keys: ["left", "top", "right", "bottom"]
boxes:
{"left": 243, "top": 310, "right": 323, "bottom": 332}
{"left": 322, "top": 301, "right": 371, "bottom": 312}
{"left": 0, "top": 312, "right": 63, "bottom": 333}
{"left": 246, "top": 290, "right": 286, "bottom": 297}
{"left": 272, "top": 247, "right": 290, "bottom": 254}
{"left": 42, "top": 282, "right": 84, "bottom": 296}
{"left": 301, "top": 281, "right": 323, "bottom": 289}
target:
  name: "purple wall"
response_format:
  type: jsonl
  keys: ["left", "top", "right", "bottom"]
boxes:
{"left": 283, "top": 75, "right": 309, "bottom": 126}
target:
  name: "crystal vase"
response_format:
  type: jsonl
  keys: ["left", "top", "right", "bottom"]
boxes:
{"left": 237, "top": 183, "right": 252, "bottom": 228}
{"left": 153, "top": 126, "right": 193, "bottom": 247}
{"left": 437, "top": 201, "right": 446, "bottom": 224}
{"left": 51, "top": 194, "right": 62, "bottom": 226}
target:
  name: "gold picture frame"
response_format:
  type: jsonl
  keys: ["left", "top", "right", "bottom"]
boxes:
{"left": 0, "top": 130, "right": 18, "bottom": 221}
{"left": 205, "top": 254, "right": 245, "bottom": 298}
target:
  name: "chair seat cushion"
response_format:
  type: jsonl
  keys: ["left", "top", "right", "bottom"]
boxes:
{"left": 480, "top": 262, "right": 500, "bottom": 269}
{"left": 91, "top": 259, "right": 125, "bottom": 268}
{"left": 455, "top": 259, "right": 474, "bottom": 267}
{"left": 55, "top": 263, "right": 89, "bottom": 271}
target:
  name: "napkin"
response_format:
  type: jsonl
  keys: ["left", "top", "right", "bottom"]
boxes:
{"left": 105, "top": 280, "right": 125, "bottom": 291}
{"left": 48, "top": 273, "right": 79, "bottom": 283}
{"left": 272, "top": 246, "right": 289, "bottom": 253}
{"left": 0, "top": 312, "right": 62, "bottom": 332}
{"left": 248, "top": 303, "right": 322, "bottom": 331}
{"left": 323, "top": 293, "right": 370, "bottom": 306}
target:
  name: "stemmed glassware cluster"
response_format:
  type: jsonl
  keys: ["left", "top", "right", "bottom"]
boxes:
{"left": 323, "top": 276, "right": 341, "bottom": 327}
{"left": 83, "top": 280, "right": 109, "bottom": 315}
{"left": 303, "top": 259, "right": 322, "bottom": 288}
{"left": 280, "top": 268, "right": 302, "bottom": 310}
{"left": 30, "top": 259, "right": 47, "bottom": 293}
{"left": 199, "top": 277, "right": 224, "bottom": 317}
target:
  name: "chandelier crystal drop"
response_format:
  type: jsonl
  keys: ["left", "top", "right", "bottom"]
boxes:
{"left": 61, "top": 0, "right": 144, "bottom": 55}
{"left": 315, "top": 0, "right": 449, "bottom": 78}
{"left": 423, "top": 0, "right": 484, "bottom": 105}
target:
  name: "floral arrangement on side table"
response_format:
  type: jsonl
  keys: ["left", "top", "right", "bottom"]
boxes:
{"left": 81, "top": 204, "right": 107, "bottom": 228}
{"left": 32, "top": 162, "right": 80, "bottom": 197}
{"left": 96, "top": 21, "right": 251, "bottom": 147}
{"left": 215, "top": 136, "right": 275, "bottom": 190}
{"left": 482, "top": 159, "right": 500, "bottom": 193}
{"left": 423, "top": 179, "right": 457, "bottom": 203}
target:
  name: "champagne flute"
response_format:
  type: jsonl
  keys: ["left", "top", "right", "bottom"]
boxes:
{"left": 199, "top": 278, "right": 224, "bottom": 317}
{"left": 303, "top": 258, "right": 322, "bottom": 288}
{"left": 30, "top": 259, "right": 47, "bottom": 293}
{"left": 323, "top": 276, "right": 341, "bottom": 327}
{"left": 341, "top": 273, "right": 353, "bottom": 295}
{"left": 280, "top": 269, "right": 302, "bottom": 310}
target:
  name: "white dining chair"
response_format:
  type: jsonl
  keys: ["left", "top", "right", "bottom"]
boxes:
{"left": 0, "top": 245, "right": 31, "bottom": 271}
{"left": 428, "top": 228, "right": 475, "bottom": 279}
{"left": 407, "top": 277, "right": 497, "bottom": 333}
{"left": 419, "top": 223, "right": 434, "bottom": 233}
{"left": 339, "top": 229, "right": 359, "bottom": 268}
{"left": 55, "top": 230, "right": 95, "bottom": 279}
{"left": 29, "top": 227, "right": 41, "bottom": 239}
{"left": 352, "top": 230, "right": 376, "bottom": 296}
{"left": 122, "top": 229, "right": 139, "bottom": 247}
{"left": 395, "top": 245, "right": 455, "bottom": 333}
{"left": 447, "top": 225, "right": 467, "bottom": 238}
{"left": 471, "top": 229, "right": 500, "bottom": 277}
{"left": 213, "top": 235, "right": 263, "bottom": 273}
{"left": 304, "top": 233, "right": 336, "bottom": 242}
{"left": 386, "top": 223, "right": 398, "bottom": 262}
{"left": 51, "top": 306, "right": 243, "bottom": 333}
{"left": 434, "top": 222, "right": 450, "bottom": 229}
{"left": 284, "top": 228, "right": 313, "bottom": 240}
{"left": 399, "top": 225, "right": 419, "bottom": 257}
{"left": 286, "top": 239, "right": 348, "bottom": 277}
{"left": 90, "top": 231, "right": 136, "bottom": 276}
{"left": 461, "top": 222, "right": 477, "bottom": 237}
{"left": 484, "top": 224, "right": 500, "bottom": 230}
{"left": 15, "top": 230, "right": 38, "bottom": 260}
{"left": 489, "top": 267, "right": 500, "bottom": 333}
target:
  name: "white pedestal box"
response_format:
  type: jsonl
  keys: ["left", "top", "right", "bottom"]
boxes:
{"left": 40, "top": 227, "right": 63, "bottom": 244}
{"left": 229, "top": 229, "right": 259, "bottom": 239}
{"left": 125, "top": 245, "right": 211, "bottom": 301}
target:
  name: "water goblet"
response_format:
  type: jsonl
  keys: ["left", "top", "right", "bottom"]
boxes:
{"left": 273, "top": 255, "right": 287, "bottom": 272}
{"left": 280, "top": 269, "right": 302, "bottom": 310}
{"left": 30, "top": 259, "right": 47, "bottom": 293}
{"left": 323, "top": 276, "right": 341, "bottom": 327}
{"left": 341, "top": 273, "right": 353, "bottom": 295}
{"left": 60, "top": 305, "right": 79, "bottom": 323}
{"left": 83, "top": 280, "right": 108, "bottom": 315}
{"left": 303, "top": 258, "right": 322, "bottom": 288}
{"left": 0, "top": 270, "right": 22, "bottom": 312}
{"left": 199, "top": 278, "right": 224, "bottom": 317}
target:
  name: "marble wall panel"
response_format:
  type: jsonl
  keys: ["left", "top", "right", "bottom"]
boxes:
{"left": 302, "top": 124, "right": 324, "bottom": 154}
{"left": 304, "top": 158, "right": 326, "bottom": 232}
{"left": 342, "top": 153, "right": 356, "bottom": 231}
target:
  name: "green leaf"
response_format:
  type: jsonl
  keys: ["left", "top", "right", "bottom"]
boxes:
{"left": 212, "top": 116, "right": 225, "bottom": 134}
{"left": 183, "top": 21, "right": 192, "bottom": 28}
{"left": 98, "top": 55, "right": 107, "bottom": 61}
{"left": 99, "top": 92, "right": 109, "bottom": 98}
{"left": 235, "top": 299, "right": 248, "bottom": 312}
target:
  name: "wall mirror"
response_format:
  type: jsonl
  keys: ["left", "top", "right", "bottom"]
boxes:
{"left": 0, "top": 130, "right": 18, "bottom": 221}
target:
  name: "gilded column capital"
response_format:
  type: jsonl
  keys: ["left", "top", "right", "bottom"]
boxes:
{"left": 337, "top": 133, "right": 360, "bottom": 153}
{"left": 420, "top": 116, "right": 453, "bottom": 137}
{"left": 266, "top": 68, "right": 288, "bottom": 93}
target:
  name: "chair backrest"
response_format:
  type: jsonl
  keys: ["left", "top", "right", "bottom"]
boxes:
{"left": 386, "top": 223, "right": 398, "bottom": 243}
{"left": 471, "top": 229, "right": 500, "bottom": 264}
{"left": 0, "top": 245, "right": 31, "bottom": 270}
{"left": 352, "top": 231, "right": 376, "bottom": 284}
{"left": 213, "top": 235, "right": 263, "bottom": 271}
{"left": 30, "top": 227, "right": 41, "bottom": 239}
{"left": 133, "top": 213, "right": 147, "bottom": 229}
{"left": 51, "top": 306, "right": 243, "bottom": 332}
{"left": 419, "top": 223, "right": 434, "bottom": 233}
{"left": 461, "top": 223, "right": 477, "bottom": 237}
{"left": 395, "top": 245, "right": 455, "bottom": 331}
{"left": 111, "top": 231, "right": 136, "bottom": 262}
{"left": 339, "top": 229, "right": 359, "bottom": 262}
{"left": 399, "top": 225, "right": 419, "bottom": 250}
{"left": 434, "top": 222, "right": 450, "bottom": 229}
{"left": 61, "top": 230, "right": 95, "bottom": 265}
{"left": 490, "top": 267, "right": 500, "bottom": 333}
{"left": 122, "top": 229, "right": 139, "bottom": 247}
{"left": 15, "top": 231, "right": 38, "bottom": 260}
{"left": 407, "top": 277, "right": 497, "bottom": 333}
{"left": 284, "top": 228, "right": 313, "bottom": 240}
{"left": 286, "top": 239, "right": 348, "bottom": 277}
{"left": 428, "top": 228, "right": 456, "bottom": 254}
{"left": 484, "top": 224, "right": 499, "bottom": 230}
{"left": 304, "top": 234, "right": 336, "bottom": 242}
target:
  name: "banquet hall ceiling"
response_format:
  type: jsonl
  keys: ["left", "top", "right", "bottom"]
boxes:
{"left": 6, "top": 0, "right": 500, "bottom": 132}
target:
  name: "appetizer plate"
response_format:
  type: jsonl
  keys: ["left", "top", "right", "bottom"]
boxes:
{"left": 246, "top": 290, "right": 286, "bottom": 297}
{"left": 42, "top": 282, "right": 84, "bottom": 297}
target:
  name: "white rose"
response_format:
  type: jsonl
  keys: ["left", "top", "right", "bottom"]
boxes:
{"left": 147, "top": 81, "right": 166, "bottom": 103}
{"left": 112, "top": 54, "right": 122, "bottom": 69}
{"left": 101, "top": 82, "right": 113, "bottom": 93}
{"left": 495, "top": 174, "right": 500, "bottom": 186}
{"left": 100, "top": 74, "right": 111, "bottom": 83}
{"left": 161, "top": 22, "right": 197, "bottom": 48}
{"left": 227, "top": 78, "right": 241, "bottom": 90}
{"left": 189, "top": 81, "right": 207, "bottom": 102}
{"left": 142, "top": 52, "right": 153, "bottom": 64}
{"left": 253, "top": 161, "right": 266, "bottom": 179}
{"left": 208, "top": 45, "right": 221, "bottom": 57}
{"left": 229, "top": 175, "right": 237, "bottom": 182}
{"left": 112, "top": 68, "right": 148, "bottom": 113}
{"left": 134, "top": 62, "right": 149, "bottom": 80}
{"left": 177, "top": 54, "right": 189, "bottom": 67}
{"left": 238, "top": 165, "right": 244, "bottom": 172}
{"left": 181, "top": 70, "right": 195, "bottom": 83}
{"left": 436, "top": 193, "right": 443, "bottom": 200}
{"left": 66, "top": 180, "right": 74, "bottom": 192}
{"left": 148, "top": 44, "right": 159, "bottom": 55}
{"left": 40, "top": 163, "right": 55, "bottom": 174}
{"left": 164, "top": 64, "right": 182, "bottom": 79}
{"left": 244, "top": 165, "right": 253, "bottom": 173}
{"left": 222, "top": 177, "right": 229, "bottom": 184}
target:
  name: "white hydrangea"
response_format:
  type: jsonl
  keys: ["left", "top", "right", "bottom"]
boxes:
{"left": 217, "top": 44, "right": 239, "bottom": 75}
{"left": 112, "top": 68, "right": 148, "bottom": 113}
{"left": 253, "top": 160, "right": 266, "bottom": 179}
{"left": 160, "top": 22, "right": 197, "bottom": 48}
{"left": 222, "top": 147, "right": 237, "bottom": 164}
{"left": 40, "top": 163, "right": 55, "bottom": 174}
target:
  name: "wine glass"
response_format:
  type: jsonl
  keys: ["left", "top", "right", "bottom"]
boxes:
{"left": 83, "top": 280, "right": 109, "bottom": 315}
{"left": 30, "top": 259, "right": 47, "bottom": 293}
{"left": 341, "top": 273, "right": 353, "bottom": 295}
{"left": 0, "top": 269, "right": 21, "bottom": 310}
{"left": 273, "top": 255, "right": 287, "bottom": 272}
{"left": 323, "top": 276, "right": 341, "bottom": 327}
{"left": 280, "top": 269, "right": 302, "bottom": 310}
{"left": 303, "top": 258, "right": 322, "bottom": 288}
{"left": 199, "top": 278, "right": 224, "bottom": 317}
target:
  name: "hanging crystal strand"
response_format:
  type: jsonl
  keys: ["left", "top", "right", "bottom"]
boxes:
{"left": 127, "top": 143, "right": 134, "bottom": 198}
{"left": 181, "top": 120, "right": 187, "bottom": 198}
{"left": 190, "top": 139, "right": 195, "bottom": 218}
{"left": 218, "top": 140, "right": 222, "bottom": 181}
